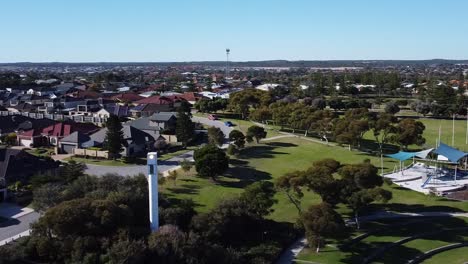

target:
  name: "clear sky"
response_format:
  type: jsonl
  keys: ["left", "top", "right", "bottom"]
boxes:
{"left": 1, "top": 0, "right": 467, "bottom": 62}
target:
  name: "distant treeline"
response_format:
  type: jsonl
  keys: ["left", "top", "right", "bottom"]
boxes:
{"left": 1, "top": 59, "right": 468, "bottom": 68}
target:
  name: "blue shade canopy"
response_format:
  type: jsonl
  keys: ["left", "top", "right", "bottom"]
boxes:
{"left": 386, "top": 148, "right": 433, "bottom": 161}
{"left": 434, "top": 143, "right": 467, "bottom": 163}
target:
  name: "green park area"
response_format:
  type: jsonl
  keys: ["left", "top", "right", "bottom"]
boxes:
{"left": 160, "top": 116, "right": 468, "bottom": 263}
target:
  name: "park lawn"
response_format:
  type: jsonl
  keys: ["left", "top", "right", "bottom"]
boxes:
{"left": 418, "top": 118, "right": 468, "bottom": 151}
{"left": 161, "top": 137, "right": 468, "bottom": 223}
{"left": 65, "top": 157, "right": 135, "bottom": 166}
{"left": 423, "top": 246, "right": 468, "bottom": 264}
{"left": 297, "top": 217, "right": 468, "bottom": 264}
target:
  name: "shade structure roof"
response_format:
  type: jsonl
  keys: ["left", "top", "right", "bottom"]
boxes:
{"left": 386, "top": 148, "right": 434, "bottom": 161}
{"left": 434, "top": 143, "right": 467, "bottom": 163}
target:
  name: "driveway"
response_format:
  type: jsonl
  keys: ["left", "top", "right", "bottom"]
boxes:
{"left": 0, "top": 203, "right": 39, "bottom": 246}
{"left": 85, "top": 151, "right": 194, "bottom": 176}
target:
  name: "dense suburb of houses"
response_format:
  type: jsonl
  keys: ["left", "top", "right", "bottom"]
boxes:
{"left": 1, "top": 61, "right": 468, "bottom": 264}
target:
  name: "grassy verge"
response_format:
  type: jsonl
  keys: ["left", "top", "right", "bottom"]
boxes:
{"left": 296, "top": 217, "right": 468, "bottom": 263}
{"left": 423, "top": 246, "right": 468, "bottom": 263}
{"left": 64, "top": 157, "right": 140, "bottom": 166}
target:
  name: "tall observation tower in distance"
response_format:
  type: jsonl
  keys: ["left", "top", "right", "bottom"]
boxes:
{"left": 225, "top": 48, "right": 230, "bottom": 79}
{"left": 147, "top": 152, "right": 159, "bottom": 232}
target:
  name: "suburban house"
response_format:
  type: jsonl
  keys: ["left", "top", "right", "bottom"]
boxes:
{"left": 134, "top": 95, "right": 184, "bottom": 112}
{"left": 93, "top": 104, "right": 131, "bottom": 119}
{"left": 0, "top": 148, "right": 59, "bottom": 202}
{"left": 126, "top": 112, "right": 178, "bottom": 143}
{"left": 72, "top": 125, "right": 155, "bottom": 157}
{"left": 26, "top": 87, "right": 56, "bottom": 97}
{"left": 0, "top": 116, "right": 56, "bottom": 137}
{"left": 58, "top": 131, "right": 93, "bottom": 154}
{"left": 17, "top": 122, "right": 99, "bottom": 147}
{"left": 111, "top": 93, "right": 144, "bottom": 104}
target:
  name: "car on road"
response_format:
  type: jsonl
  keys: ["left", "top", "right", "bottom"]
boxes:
{"left": 224, "top": 121, "right": 233, "bottom": 127}
{"left": 208, "top": 114, "right": 218, "bottom": 120}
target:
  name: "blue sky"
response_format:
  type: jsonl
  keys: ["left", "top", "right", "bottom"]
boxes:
{"left": 0, "top": 0, "right": 467, "bottom": 62}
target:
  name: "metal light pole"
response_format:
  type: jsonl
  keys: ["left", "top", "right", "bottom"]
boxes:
{"left": 147, "top": 152, "right": 159, "bottom": 232}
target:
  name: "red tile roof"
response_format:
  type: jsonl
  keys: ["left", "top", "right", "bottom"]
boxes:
{"left": 19, "top": 122, "right": 99, "bottom": 139}
{"left": 111, "top": 93, "right": 144, "bottom": 102}
{"left": 135, "top": 95, "right": 186, "bottom": 105}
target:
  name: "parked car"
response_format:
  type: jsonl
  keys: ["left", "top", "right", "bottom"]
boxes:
{"left": 208, "top": 114, "right": 218, "bottom": 120}
{"left": 224, "top": 121, "right": 233, "bottom": 127}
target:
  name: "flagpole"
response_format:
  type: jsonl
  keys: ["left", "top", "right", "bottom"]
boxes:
{"left": 465, "top": 107, "right": 468, "bottom": 144}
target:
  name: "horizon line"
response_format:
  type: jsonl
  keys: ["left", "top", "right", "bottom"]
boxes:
{"left": 2, "top": 58, "right": 468, "bottom": 64}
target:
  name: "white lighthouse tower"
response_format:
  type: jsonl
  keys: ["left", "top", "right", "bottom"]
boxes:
{"left": 147, "top": 152, "right": 159, "bottom": 231}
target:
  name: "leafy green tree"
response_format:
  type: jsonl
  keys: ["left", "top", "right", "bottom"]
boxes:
{"left": 180, "top": 159, "right": 193, "bottom": 175}
{"left": 61, "top": 160, "right": 87, "bottom": 183}
{"left": 228, "top": 130, "right": 245, "bottom": 149}
{"left": 226, "top": 144, "right": 239, "bottom": 156}
{"left": 207, "top": 126, "right": 225, "bottom": 146}
{"left": 32, "top": 183, "right": 65, "bottom": 213}
{"left": 384, "top": 101, "right": 401, "bottom": 115}
{"left": 3, "top": 133, "right": 17, "bottom": 145}
{"left": 275, "top": 171, "right": 305, "bottom": 215}
{"left": 240, "top": 181, "right": 277, "bottom": 218}
{"left": 347, "top": 188, "right": 392, "bottom": 229}
{"left": 228, "top": 89, "right": 271, "bottom": 119}
{"left": 104, "top": 114, "right": 125, "bottom": 159}
{"left": 301, "top": 203, "right": 345, "bottom": 253}
{"left": 177, "top": 100, "right": 192, "bottom": 114}
{"left": 175, "top": 110, "right": 195, "bottom": 147}
{"left": 246, "top": 125, "right": 267, "bottom": 143}
{"left": 194, "top": 144, "right": 229, "bottom": 181}
{"left": 391, "top": 118, "right": 426, "bottom": 150}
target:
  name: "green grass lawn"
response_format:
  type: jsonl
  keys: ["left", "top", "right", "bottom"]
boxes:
{"left": 296, "top": 217, "right": 468, "bottom": 264}
{"left": 65, "top": 157, "right": 140, "bottom": 166}
{"left": 422, "top": 246, "right": 468, "bottom": 263}
{"left": 418, "top": 118, "right": 468, "bottom": 151}
{"left": 161, "top": 137, "right": 468, "bottom": 223}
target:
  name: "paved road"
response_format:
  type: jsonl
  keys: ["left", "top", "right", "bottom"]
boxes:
{"left": 192, "top": 115, "right": 233, "bottom": 141}
{"left": 85, "top": 151, "right": 194, "bottom": 176}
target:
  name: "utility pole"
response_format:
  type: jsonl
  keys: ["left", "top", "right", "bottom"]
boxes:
{"left": 147, "top": 152, "right": 159, "bottom": 232}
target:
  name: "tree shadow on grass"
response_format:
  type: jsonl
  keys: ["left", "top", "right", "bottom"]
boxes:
{"left": 166, "top": 184, "right": 201, "bottom": 195}
{"left": 238, "top": 145, "right": 289, "bottom": 159}
{"left": 220, "top": 166, "right": 272, "bottom": 188}
{"left": 368, "top": 202, "right": 466, "bottom": 213}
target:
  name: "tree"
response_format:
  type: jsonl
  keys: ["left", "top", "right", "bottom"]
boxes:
{"left": 240, "top": 181, "right": 277, "bottom": 218}
{"left": 154, "top": 138, "right": 168, "bottom": 152}
{"left": 177, "top": 100, "right": 192, "bottom": 114}
{"left": 4, "top": 133, "right": 17, "bottom": 146}
{"left": 301, "top": 203, "right": 345, "bottom": 253}
{"left": 384, "top": 101, "right": 400, "bottom": 115}
{"left": 226, "top": 144, "right": 239, "bottom": 156}
{"left": 228, "top": 130, "right": 245, "bottom": 149}
{"left": 228, "top": 89, "right": 271, "bottom": 119}
{"left": 180, "top": 159, "right": 193, "bottom": 175}
{"left": 347, "top": 188, "right": 392, "bottom": 229}
{"left": 275, "top": 171, "right": 305, "bottom": 215}
{"left": 175, "top": 110, "right": 195, "bottom": 148}
{"left": 193, "top": 144, "right": 229, "bottom": 181}
{"left": 311, "top": 98, "right": 326, "bottom": 110}
{"left": 391, "top": 119, "right": 426, "bottom": 150}
{"left": 333, "top": 108, "right": 369, "bottom": 149}
{"left": 207, "top": 126, "right": 225, "bottom": 146}
{"left": 61, "top": 160, "right": 87, "bottom": 183}
{"left": 32, "top": 183, "right": 65, "bottom": 213}
{"left": 246, "top": 125, "right": 267, "bottom": 143}
{"left": 167, "top": 170, "right": 178, "bottom": 186}
{"left": 104, "top": 114, "right": 125, "bottom": 160}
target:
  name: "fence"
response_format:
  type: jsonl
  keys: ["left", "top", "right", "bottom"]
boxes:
{"left": 0, "top": 111, "right": 107, "bottom": 125}
{"left": 73, "top": 148, "right": 109, "bottom": 159}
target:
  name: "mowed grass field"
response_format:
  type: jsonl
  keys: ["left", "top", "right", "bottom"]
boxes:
{"left": 418, "top": 118, "right": 468, "bottom": 151}
{"left": 296, "top": 217, "right": 468, "bottom": 264}
{"left": 161, "top": 137, "right": 468, "bottom": 223}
